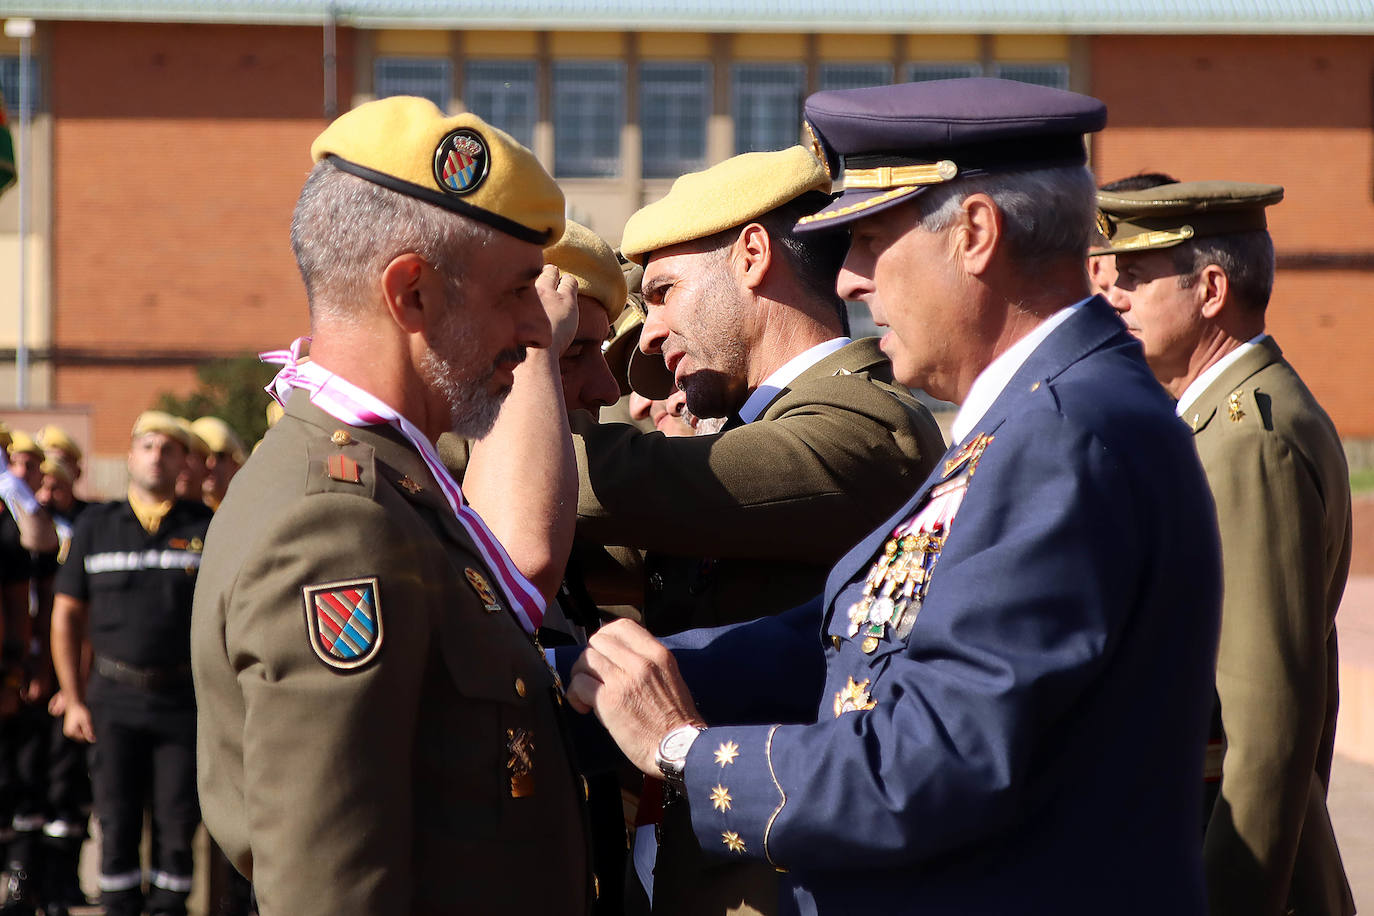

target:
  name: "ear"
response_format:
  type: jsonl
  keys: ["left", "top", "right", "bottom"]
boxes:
{"left": 1195, "top": 264, "right": 1229, "bottom": 320}
{"left": 732, "top": 223, "right": 773, "bottom": 292}
{"left": 953, "top": 193, "right": 1002, "bottom": 276}
{"left": 380, "top": 253, "right": 438, "bottom": 334}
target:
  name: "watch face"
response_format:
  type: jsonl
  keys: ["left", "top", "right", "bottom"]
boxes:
{"left": 661, "top": 726, "right": 700, "bottom": 760}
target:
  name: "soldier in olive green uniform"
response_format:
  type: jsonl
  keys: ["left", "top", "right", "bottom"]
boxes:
{"left": 192, "top": 99, "right": 593, "bottom": 916}
{"left": 564, "top": 148, "right": 944, "bottom": 916}
{"left": 1095, "top": 181, "right": 1354, "bottom": 916}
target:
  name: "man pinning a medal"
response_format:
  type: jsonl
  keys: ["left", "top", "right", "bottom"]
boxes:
{"left": 566, "top": 78, "right": 1224, "bottom": 914}
{"left": 191, "top": 98, "right": 595, "bottom": 915}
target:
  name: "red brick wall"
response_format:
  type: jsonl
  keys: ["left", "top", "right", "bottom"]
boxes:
{"left": 50, "top": 21, "right": 354, "bottom": 453}
{"left": 1091, "top": 34, "right": 1374, "bottom": 435}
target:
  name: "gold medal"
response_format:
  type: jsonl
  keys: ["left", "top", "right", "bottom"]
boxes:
{"left": 861, "top": 636, "right": 879, "bottom": 654}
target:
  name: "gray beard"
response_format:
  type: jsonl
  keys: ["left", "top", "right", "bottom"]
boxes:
{"left": 419, "top": 346, "right": 506, "bottom": 440}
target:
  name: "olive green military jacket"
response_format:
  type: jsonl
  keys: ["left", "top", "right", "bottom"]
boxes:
{"left": 191, "top": 391, "right": 591, "bottom": 916}
{"left": 574, "top": 337, "right": 946, "bottom": 633}
{"left": 573, "top": 338, "right": 944, "bottom": 916}
{"left": 1186, "top": 337, "right": 1354, "bottom": 916}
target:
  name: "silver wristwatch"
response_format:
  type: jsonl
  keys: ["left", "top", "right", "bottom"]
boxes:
{"left": 655, "top": 723, "right": 704, "bottom": 788}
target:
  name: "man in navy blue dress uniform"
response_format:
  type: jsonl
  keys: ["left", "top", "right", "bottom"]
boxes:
{"left": 566, "top": 78, "right": 1223, "bottom": 915}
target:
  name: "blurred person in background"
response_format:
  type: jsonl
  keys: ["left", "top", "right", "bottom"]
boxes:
{"left": 51, "top": 411, "right": 211, "bottom": 916}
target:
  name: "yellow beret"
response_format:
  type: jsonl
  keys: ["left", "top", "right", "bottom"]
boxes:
{"left": 1092, "top": 180, "right": 1284, "bottom": 255}
{"left": 544, "top": 221, "right": 627, "bottom": 323}
{"left": 0, "top": 421, "right": 10, "bottom": 451}
{"left": 35, "top": 424, "right": 82, "bottom": 463}
{"left": 192, "top": 416, "right": 247, "bottom": 464}
{"left": 311, "top": 97, "right": 565, "bottom": 246}
{"left": 602, "top": 308, "right": 644, "bottom": 398}
{"left": 620, "top": 146, "right": 832, "bottom": 263}
{"left": 39, "top": 456, "right": 73, "bottom": 486}
{"left": 175, "top": 418, "right": 211, "bottom": 456}
{"left": 265, "top": 400, "right": 285, "bottom": 428}
{"left": 132, "top": 411, "right": 191, "bottom": 450}
{"left": 7, "top": 430, "right": 40, "bottom": 457}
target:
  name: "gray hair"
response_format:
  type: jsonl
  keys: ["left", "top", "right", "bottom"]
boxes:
{"left": 1173, "top": 231, "right": 1275, "bottom": 313}
{"left": 914, "top": 165, "right": 1098, "bottom": 271}
{"left": 290, "top": 159, "right": 497, "bottom": 319}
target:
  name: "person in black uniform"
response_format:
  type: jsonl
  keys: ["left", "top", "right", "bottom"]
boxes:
{"left": 23, "top": 455, "right": 94, "bottom": 915}
{"left": 50, "top": 411, "right": 212, "bottom": 916}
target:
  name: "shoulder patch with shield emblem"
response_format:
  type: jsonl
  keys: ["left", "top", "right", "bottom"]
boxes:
{"left": 303, "top": 577, "right": 383, "bottom": 671}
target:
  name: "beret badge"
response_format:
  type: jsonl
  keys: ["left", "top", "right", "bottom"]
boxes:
{"left": 434, "top": 128, "right": 490, "bottom": 196}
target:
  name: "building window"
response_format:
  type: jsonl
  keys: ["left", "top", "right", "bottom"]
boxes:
{"left": 0, "top": 56, "right": 40, "bottom": 114}
{"left": 907, "top": 62, "right": 984, "bottom": 83}
{"left": 640, "top": 61, "right": 710, "bottom": 179}
{"left": 374, "top": 57, "right": 452, "bottom": 111}
{"left": 732, "top": 63, "right": 804, "bottom": 154}
{"left": 819, "top": 63, "right": 892, "bottom": 93}
{"left": 553, "top": 61, "right": 624, "bottom": 178}
{"left": 464, "top": 60, "right": 537, "bottom": 149}
{"left": 994, "top": 63, "right": 1070, "bottom": 89}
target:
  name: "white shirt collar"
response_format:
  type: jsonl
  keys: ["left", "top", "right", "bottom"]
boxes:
{"left": 737, "top": 337, "right": 851, "bottom": 425}
{"left": 1175, "top": 333, "right": 1268, "bottom": 419}
{"left": 949, "top": 302, "right": 1085, "bottom": 445}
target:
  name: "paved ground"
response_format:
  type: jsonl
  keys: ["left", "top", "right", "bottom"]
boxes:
{"left": 1331, "top": 752, "right": 1374, "bottom": 911}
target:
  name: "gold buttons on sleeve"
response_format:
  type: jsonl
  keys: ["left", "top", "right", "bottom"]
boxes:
{"left": 514, "top": 677, "right": 527, "bottom": 697}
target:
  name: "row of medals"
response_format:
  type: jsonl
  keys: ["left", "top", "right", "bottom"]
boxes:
{"left": 845, "top": 527, "right": 946, "bottom": 654}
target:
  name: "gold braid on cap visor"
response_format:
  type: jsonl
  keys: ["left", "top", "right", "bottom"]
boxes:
{"left": 797, "top": 160, "right": 960, "bottom": 227}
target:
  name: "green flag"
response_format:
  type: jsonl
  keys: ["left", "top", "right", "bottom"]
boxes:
{"left": 0, "top": 87, "right": 15, "bottom": 195}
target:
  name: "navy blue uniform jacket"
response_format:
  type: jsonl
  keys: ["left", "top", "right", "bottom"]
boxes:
{"left": 666, "top": 298, "right": 1223, "bottom": 915}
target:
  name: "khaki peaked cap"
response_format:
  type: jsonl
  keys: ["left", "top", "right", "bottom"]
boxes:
{"left": 1092, "top": 180, "right": 1284, "bottom": 255}
{"left": 311, "top": 96, "right": 565, "bottom": 246}
{"left": 544, "top": 221, "right": 627, "bottom": 323}
{"left": 620, "top": 146, "right": 832, "bottom": 263}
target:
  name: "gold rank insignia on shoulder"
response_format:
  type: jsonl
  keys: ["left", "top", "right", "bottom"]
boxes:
{"left": 1227, "top": 390, "right": 1246, "bottom": 423}
{"left": 710, "top": 784, "right": 733, "bottom": 813}
{"left": 834, "top": 676, "right": 878, "bottom": 718}
{"left": 464, "top": 568, "right": 504, "bottom": 612}
{"left": 714, "top": 740, "right": 740, "bottom": 767}
{"left": 326, "top": 454, "right": 362, "bottom": 484}
{"left": 506, "top": 727, "right": 535, "bottom": 798}
{"left": 397, "top": 475, "right": 423, "bottom": 494}
{"left": 722, "top": 831, "right": 746, "bottom": 854}
{"left": 943, "top": 431, "right": 994, "bottom": 478}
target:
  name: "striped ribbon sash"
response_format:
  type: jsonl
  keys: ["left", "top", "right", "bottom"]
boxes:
{"left": 260, "top": 337, "right": 545, "bottom": 633}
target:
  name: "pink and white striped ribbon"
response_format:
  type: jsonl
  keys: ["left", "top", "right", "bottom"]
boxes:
{"left": 261, "top": 337, "right": 545, "bottom": 633}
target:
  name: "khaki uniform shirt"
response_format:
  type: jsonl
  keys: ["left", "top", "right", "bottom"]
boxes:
{"left": 1186, "top": 338, "right": 1354, "bottom": 916}
{"left": 192, "top": 391, "right": 592, "bottom": 916}
{"left": 574, "top": 337, "right": 945, "bottom": 916}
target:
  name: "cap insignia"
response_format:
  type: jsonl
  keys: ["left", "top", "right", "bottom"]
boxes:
{"left": 802, "top": 121, "right": 829, "bottom": 178}
{"left": 303, "top": 577, "right": 383, "bottom": 671}
{"left": 433, "top": 127, "right": 490, "bottom": 196}
{"left": 1095, "top": 210, "right": 1113, "bottom": 240}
